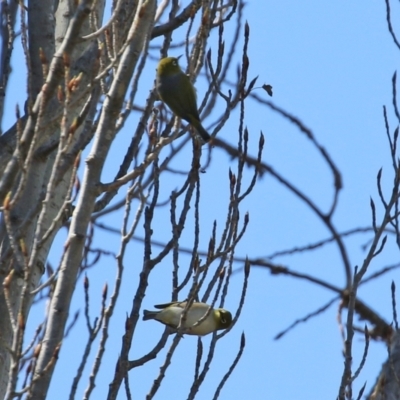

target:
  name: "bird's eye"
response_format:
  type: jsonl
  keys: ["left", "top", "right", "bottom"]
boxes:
{"left": 173, "top": 61, "right": 177, "bottom": 66}
{"left": 221, "top": 317, "right": 226, "bottom": 323}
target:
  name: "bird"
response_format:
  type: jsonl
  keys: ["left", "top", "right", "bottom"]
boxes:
{"left": 156, "top": 56, "right": 211, "bottom": 143}
{"left": 142, "top": 301, "right": 232, "bottom": 336}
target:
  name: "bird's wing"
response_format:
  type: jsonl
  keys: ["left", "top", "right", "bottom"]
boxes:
{"left": 182, "top": 74, "right": 200, "bottom": 118}
{"left": 153, "top": 301, "right": 186, "bottom": 310}
{"left": 170, "top": 73, "right": 199, "bottom": 122}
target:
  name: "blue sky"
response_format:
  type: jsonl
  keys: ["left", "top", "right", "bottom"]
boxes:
{"left": 4, "top": 1, "right": 400, "bottom": 399}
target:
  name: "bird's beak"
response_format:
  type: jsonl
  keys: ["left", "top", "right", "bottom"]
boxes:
{"left": 177, "top": 55, "right": 183, "bottom": 61}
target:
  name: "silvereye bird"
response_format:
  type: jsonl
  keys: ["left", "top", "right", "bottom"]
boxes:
{"left": 156, "top": 57, "right": 211, "bottom": 143}
{"left": 143, "top": 301, "right": 232, "bottom": 336}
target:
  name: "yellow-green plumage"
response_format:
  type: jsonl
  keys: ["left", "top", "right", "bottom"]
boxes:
{"left": 143, "top": 301, "right": 232, "bottom": 336}
{"left": 156, "top": 57, "right": 211, "bottom": 143}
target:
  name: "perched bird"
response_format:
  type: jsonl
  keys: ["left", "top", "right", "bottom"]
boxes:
{"left": 143, "top": 301, "right": 232, "bottom": 336}
{"left": 156, "top": 56, "right": 211, "bottom": 143}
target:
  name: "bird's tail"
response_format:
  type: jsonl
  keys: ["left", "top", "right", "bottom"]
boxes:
{"left": 188, "top": 117, "right": 211, "bottom": 143}
{"left": 143, "top": 310, "right": 158, "bottom": 321}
